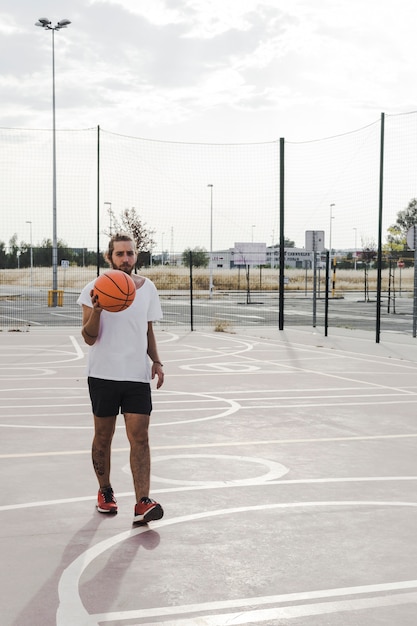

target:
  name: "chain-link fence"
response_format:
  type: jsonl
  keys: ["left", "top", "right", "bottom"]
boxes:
{"left": 1, "top": 112, "right": 417, "bottom": 337}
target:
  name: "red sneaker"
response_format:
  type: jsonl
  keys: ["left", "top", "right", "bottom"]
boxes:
{"left": 133, "top": 497, "right": 164, "bottom": 524}
{"left": 97, "top": 487, "right": 118, "bottom": 514}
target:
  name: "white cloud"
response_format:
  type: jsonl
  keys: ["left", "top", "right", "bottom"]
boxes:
{"left": 88, "top": 0, "right": 183, "bottom": 26}
{"left": 2, "top": 0, "right": 417, "bottom": 139}
{"left": 2, "top": 0, "right": 417, "bottom": 254}
{"left": 0, "top": 13, "right": 25, "bottom": 35}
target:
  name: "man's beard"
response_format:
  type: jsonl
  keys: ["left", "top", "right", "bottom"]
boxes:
{"left": 112, "top": 264, "right": 132, "bottom": 275}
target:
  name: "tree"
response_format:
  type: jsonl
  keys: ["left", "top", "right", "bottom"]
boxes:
{"left": 386, "top": 224, "right": 405, "bottom": 252}
{"left": 0, "top": 241, "right": 7, "bottom": 268}
{"left": 8, "top": 234, "right": 19, "bottom": 268}
{"left": 182, "top": 247, "right": 209, "bottom": 267}
{"left": 106, "top": 206, "right": 155, "bottom": 255}
{"left": 284, "top": 237, "right": 295, "bottom": 248}
{"left": 388, "top": 197, "right": 417, "bottom": 248}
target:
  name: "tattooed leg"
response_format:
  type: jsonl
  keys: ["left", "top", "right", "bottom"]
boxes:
{"left": 92, "top": 415, "right": 116, "bottom": 489}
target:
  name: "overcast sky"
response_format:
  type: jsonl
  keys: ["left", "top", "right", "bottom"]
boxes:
{"left": 2, "top": 0, "right": 416, "bottom": 143}
{"left": 1, "top": 0, "right": 417, "bottom": 253}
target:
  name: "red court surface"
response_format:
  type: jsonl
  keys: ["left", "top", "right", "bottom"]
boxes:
{"left": 1, "top": 325, "right": 417, "bottom": 626}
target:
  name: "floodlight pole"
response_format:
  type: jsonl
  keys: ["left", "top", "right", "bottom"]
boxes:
{"left": 35, "top": 18, "right": 71, "bottom": 306}
{"left": 51, "top": 27, "right": 58, "bottom": 305}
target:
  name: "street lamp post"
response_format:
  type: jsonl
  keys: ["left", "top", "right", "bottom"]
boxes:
{"left": 353, "top": 227, "right": 357, "bottom": 270}
{"left": 329, "top": 203, "right": 335, "bottom": 291}
{"left": 26, "top": 220, "right": 33, "bottom": 288}
{"left": 148, "top": 229, "right": 156, "bottom": 267}
{"left": 35, "top": 17, "right": 71, "bottom": 307}
{"left": 329, "top": 203, "right": 335, "bottom": 261}
{"left": 208, "top": 184, "right": 214, "bottom": 299}
{"left": 104, "top": 202, "right": 112, "bottom": 235}
{"left": 251, "top": 225, "right": 256, "bottom": 242}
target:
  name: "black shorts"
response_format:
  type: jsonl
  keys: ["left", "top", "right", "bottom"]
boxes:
{"left": 88, "top": 377, "right": 152, "bottom": 417}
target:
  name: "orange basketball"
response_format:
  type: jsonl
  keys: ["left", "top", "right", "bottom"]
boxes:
{"left": 93, "top": 270, "right": 136, "bottom": 312}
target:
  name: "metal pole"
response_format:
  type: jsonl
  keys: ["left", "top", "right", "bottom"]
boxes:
{"left": 329, "top": 203, "right": 335, "bottom": 293}
{"left": 190, "top": 250, "right": 194, "bottom": 331}
{"left": 376, "top": 113, "right": 385, "bottom": 343}
{"left": 278, "top": 138, "right": 285, "bottom": 330}
{"left": 96, "top": 126, "right": 101, "bottom": 276}
{"left": 324, "top": 250, "right": 329, "bottom": 336}
{"left": 208, "top": 184, "right": 213, "bottom": 299}
{"left": 104, "top": 202, "right": 112, "bottom": 235}
{"left": 413, "top": 226, "right": 417, "bottom": 338}
{"left": 353, "top": 227, "right": 357, "bottom": 270}
{"left": 26, "top": 221, "right": 33, "bottom": 288}
{"left": 51, "top": 27, "right": 58, "bottom": 306}
{"left": 312, "top": 232, "right": 317, "bottom": 327}
{"left": 36, "top": 18, "right": 72, "bottom": 303}
{"left": 103, "top": 198, "right": 114, "bottom": 269}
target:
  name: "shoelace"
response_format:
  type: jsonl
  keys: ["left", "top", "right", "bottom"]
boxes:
{"left": 102, "top": 488, "right": 116, "bottom": 503}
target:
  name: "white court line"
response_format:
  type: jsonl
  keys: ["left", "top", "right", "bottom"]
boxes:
{"left": 0, "top": 344, "right": 84, "bottom": 365}
{"left": 2, "top": 477, "right": 417, "bottom": 512}
{"left": 196, "top": 332, "right": 417, "bottom": 366}
{"left": 149, "top": 454, "right": 289, "bottom": 486}
{"left": 3, "top": 393, "right": 417, "bottom": 412}
{"left": 56, "top": 501, "right": 417, "bottom": 626}
{"left": 0, "top": 316, "right": 41, "bottom": 325}
{"left": 0, "top": 368, "right": 56, "bottom": 377}
{"left": 200, "top": 385, "right": 417, "bottom": 395}
{"left": 69, "top": 335, "right": 84, "bottom": 358}
{"left": 151, "top": 434, "right": 417, "bottom": 449}
{"left": 3, "top": 396, "right": 417, "bottom": 430}
{"left": 157, "top": 338, "right": 255, "bottom": 364}
{"left": 133, "top": 592, "right": 417, "bottom": 625}
{"left": 232, "top": 350, "right": 417, "bottom": 395}
{"left": 1, "top": 432, "right": 417, "bottom": 457}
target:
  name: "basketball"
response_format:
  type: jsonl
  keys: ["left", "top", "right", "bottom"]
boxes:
{"left": 93, "top": 270, "right": 136, "bottom": 312}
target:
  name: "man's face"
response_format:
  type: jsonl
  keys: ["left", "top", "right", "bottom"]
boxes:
{"left": 110, "top": 241, "right": 137, "bottom": 274}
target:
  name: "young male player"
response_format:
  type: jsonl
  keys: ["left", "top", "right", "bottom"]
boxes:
{"left": 77, "top": 232, "right": 164, "bottom": 524}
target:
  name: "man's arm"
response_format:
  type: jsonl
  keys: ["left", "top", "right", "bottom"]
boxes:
{"left": 81, "top": 293, "right": 102, "bottom": 345}
{"left": 147, "top": 321, "right": 164, "bottom": 388}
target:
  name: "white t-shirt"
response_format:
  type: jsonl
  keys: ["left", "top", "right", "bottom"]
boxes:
{"left": 77, "top": 277, "right": 163, "bottom": 382}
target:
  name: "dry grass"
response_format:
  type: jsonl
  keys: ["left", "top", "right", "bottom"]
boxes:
{"left": 0, "top": 266, "right": 413, "bottom": 293}
{"left": 213, "top": 319, "right": 235, "bottom": 333}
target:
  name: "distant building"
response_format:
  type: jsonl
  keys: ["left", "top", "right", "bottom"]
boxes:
{"left": 267, "top": 247, "right": 319, "bottom": 269}
{"left": 213, "top": 247, "right": 320, "bottom": 269}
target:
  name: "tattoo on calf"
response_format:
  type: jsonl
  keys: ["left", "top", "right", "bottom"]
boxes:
{"left": 92, "top": 445, "right": 105, "bottom": 476}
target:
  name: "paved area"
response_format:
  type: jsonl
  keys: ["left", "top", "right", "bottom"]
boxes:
{"left": 1, "top": 286, "right": 417, "bottom": 333}
{"left": 1, "top": 325, "right": 417, "bottom": 625}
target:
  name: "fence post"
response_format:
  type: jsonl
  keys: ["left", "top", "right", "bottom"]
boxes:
{"left": 189, "top": 250, "right": 194, "bottom": 331}
{"left": 278, "top": 137, "right": 285, "bottom": 330}
{"left": 96, "top": 125, "right": 100, "bottom": 277}
{"left": 376, "top": 112, "right": 385, "bottom": 343}
{"left": 324, "top": 250, "right": 329, "bottom": 336}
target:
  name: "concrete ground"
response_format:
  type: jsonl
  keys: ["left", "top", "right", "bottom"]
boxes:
{"left": 1, "top": 325, "right": 417, "bottom": 626}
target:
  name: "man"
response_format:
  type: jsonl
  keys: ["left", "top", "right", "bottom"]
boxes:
{"left": 77, "top": 232, "right": 164, "bottom": 524}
